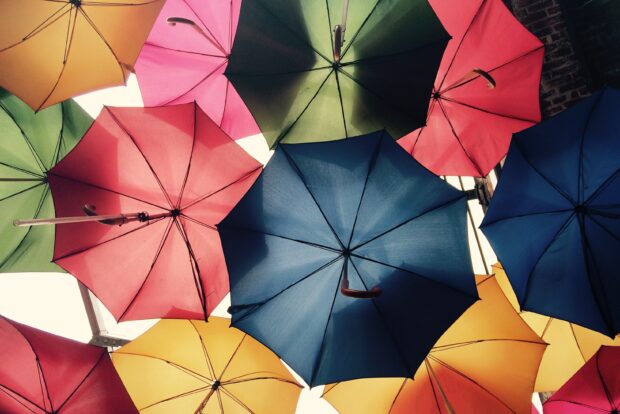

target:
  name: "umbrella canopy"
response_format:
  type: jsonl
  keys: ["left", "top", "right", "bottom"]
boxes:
{"left": 494, "top": 263, "right": 620, "bottom": 392}
{"left": 480, "top": 87, "right": 620, "bottom": 337}
{"left": 219, "top": 131, "right": 477, "bottom": 386}
{"left": 398, "top": 0, "right": 543, "bottom": 177}
{"left": 112, "top": 317, "right": 302, "bottom": 414}
{"left": 134, "top": 0, "right": 259, "bottom": 140}
{"left": 0, "top": 89, "right": 92, "bottom": 273}
{"left": 225, "top": 0, "right": 450, "bottom": 148}
{"left": 322, "top": 275, "right": 546, "bottom": 414}
{"left": 44, "top": 103, "right": 262, "bottom": 321}
{"left": 543, "top": 345, "right": 620, "bottom": 414}
{"left": 0, "top": 0, "right": 165, "bottom": 111}
{"left": 0, "top": 315, "right": 137, "bottom": 414}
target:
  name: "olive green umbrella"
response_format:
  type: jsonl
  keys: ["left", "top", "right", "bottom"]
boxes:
{"left": 225, "top": 0, "right": 449, "bottom": 148}
{"left": 0, "top": 90, "right": 92, "bottom": 272}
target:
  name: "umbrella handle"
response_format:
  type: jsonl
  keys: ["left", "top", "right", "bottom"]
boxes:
{"left": 438, "top": 68, "right": 497, "bottom": 95}
{"left": 332, "top": 0, "right": 350, "bottom": 62}
{"left": 340, "top": 275, "right": 382, "bottom": 298}
{"left": 471, "top": 68, "right": 496, "bottom": 89}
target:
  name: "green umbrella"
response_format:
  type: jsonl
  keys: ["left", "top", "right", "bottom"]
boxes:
{"left": 225, "top": 0, "right": 449, "bottom": 148}
{"left": 0, "top": 90, "right": 92, "bottom": 272}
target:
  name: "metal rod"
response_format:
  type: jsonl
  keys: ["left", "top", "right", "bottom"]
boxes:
{"left": 458, "top": 177, "right": 490, "bottom": 275}
{"left": 14, "top": 211, "right": 171, "bottom": 227}
{"left": 340, "top": 0, "right": 350, "bottom": 37}
{"left": 425, "top": 359, "right": 456, "bottom": 414}
{"left": 167, "top": 17, "right": 228, "bottom": 56}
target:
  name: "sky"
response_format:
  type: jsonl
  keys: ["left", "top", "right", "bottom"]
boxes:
{"left": 0, "top": 74, "right": 542, "bottom": 413}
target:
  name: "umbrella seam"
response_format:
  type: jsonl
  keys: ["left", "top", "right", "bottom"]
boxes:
{"left": 138, "top": 386, "right": 211, "bottom": 411}
{"left": 339, "top": 0, "right": 381, "bottom": 60}
{"left": 54, "top": 351, "right": 107, "bottom": 412}
{"left": 176, "top": 102, "right": 198, "bottom": 208}
{"left": 218, "top": 335, "right": 246, "bottom": 380}
{"left": 142, "top": 42, "right": 227, "bottom": 58}
{"left": 181, "top": 0, "right": 229, "bottom": 54}
{"left": 174, "top": 218, "right": 209, "bottom": 318}
{"left": 439, "top": 96, "right": 540, "bottom": 124}
{"left": 219, "top": 386, "right": 256, "bottom": 414}
{"left": 578, "top": 89, "right": 607, "bottom": 204}
{"left": 188, "top": 320, "right": 218, "bottom": 380}
{"left": 480, "top": 209, "right": 573, "bottom": 229}
{"left": 0, "top": 384, "right": 44, "bottom": 414}
{"left": 159, "top": 59, "right": 229, "bottom": 108}
{"left": 387, "top": 378, "right": 409, "bottom": 414}
{"left": 584, "top": 167, "right": 620, "bottom": 206}
{"left": 114, "top": 352, "right": 212, "bottom": 383}
{"left": 0, "top": 103, "right": 47, "bottom": 174}
{"left": 333, "top": 70, "right": 349, "bottom": 138}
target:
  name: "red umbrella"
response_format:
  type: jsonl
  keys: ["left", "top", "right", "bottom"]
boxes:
{"left": 398, "top": 0, "right": 544, "bottom": 177}
{"left": 134, "top": 0, "right": 259, "bottom": 140}
{"left": 544, "top": 346, "right": 620, "bottom": 414}
{"left": 21, "top": 103, "right": 261, "bottom": 321}
{"left": 0, "top": 316, "right": 137, "bottom": 414}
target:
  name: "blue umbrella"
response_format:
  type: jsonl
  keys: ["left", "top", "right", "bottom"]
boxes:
{"left": 219, "top": 131, "right": 476, "bottom": 386}
{"left": 481, "top": 87, "right": 620, "bottom": 337}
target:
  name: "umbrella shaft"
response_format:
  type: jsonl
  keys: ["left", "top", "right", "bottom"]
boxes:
{"left": 14, "top": 211, "right": 171, "bottom": 227}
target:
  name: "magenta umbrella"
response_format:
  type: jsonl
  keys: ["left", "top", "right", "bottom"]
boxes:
{"left": 134, "top": 0, "right": 259, "bottom": 140}
{"left": 544, "top": 346, "right": 620, "bottom": 414}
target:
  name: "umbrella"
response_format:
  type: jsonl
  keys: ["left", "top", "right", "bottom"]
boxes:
{"left": 134, "top": 0, "right": 259, "bottom": 140}
{"left": 543, "top": 345, "right": 620, "bottom": 414}
{"left": 398, "top": 0, "right": 544, "bottom": 177}
{"left": 219, "top": 131, "right": 477, "bottom": 386}
{"left": 322, "top": 275, "right": 546, "bottom": 414}
{"left": 494, "top": 263, "right": 620, "bottom": 392}
{"left": 0, "top": 0, "right": 165, "bottom": 111}
{"left": 225, "top": 0, "right": 450, "bottom": 148}
{"left": 0, "top": 89, "right": 92, "bottom": 273}
{"left": 112, "top": 317, "right": 302, "bottom": 414}
{"left": 0, "top": 315, "right": 137, "bottom": 414}
{"left": 480, "top": 87, "right": 620, "bottom": 337}
{"left": 17, "top": 103, "right": 262, "bottom": 321}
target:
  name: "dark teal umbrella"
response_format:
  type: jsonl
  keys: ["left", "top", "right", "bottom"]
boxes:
{"left": 219, "top": 131, "right": 476, "bottom": 386}
{"left": 0, "top": 90, "right": 92, "bottom": 272}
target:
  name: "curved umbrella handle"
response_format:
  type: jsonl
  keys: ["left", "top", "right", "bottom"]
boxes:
{"left": 82, "top": 204, "right": 131, "bottom": 226}
{"left": 471, "top": 68, "right": 496, "bottom": 89}
{"left": 333, "top": 25, "right": 343, "bottom": 62}
{"left": 340, "top": 276, "right": 382, "bottom": 299}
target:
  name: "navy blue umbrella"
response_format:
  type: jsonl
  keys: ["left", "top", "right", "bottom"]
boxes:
{"left": 219, "top": 131, "right": 476, "bottom": 386}
{"left": 481, "top": 87, "right": 620, "bottom": 337}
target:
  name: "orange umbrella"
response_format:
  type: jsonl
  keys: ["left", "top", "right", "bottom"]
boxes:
{"left": 112, "top": 317, "right": 302, "bottom": 413}
{"left": 323, "top": 275, "right": 546, "bottom": 414}
{"left": 0, "top": 0, "right": 164, "bottom": 111}
{"left": 493, "top": 263, "right": 620, "bottom": 392}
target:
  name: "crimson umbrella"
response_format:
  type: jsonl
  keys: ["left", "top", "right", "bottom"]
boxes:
{"left": 543, "top": 346, "right": 620, "bottom": 414}
{"left": 15, "top": 103, "right": 261, "bottom": 321}
{"left": 0, "top": 316, "right": 137, "bottom": 414}
{"left": 399, "top": 0, "right": 544, "bottom": 177}
{"left": 134, "top": 0, "right": 259, "bottom": 140}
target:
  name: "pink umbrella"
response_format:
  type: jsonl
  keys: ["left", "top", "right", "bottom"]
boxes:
{"left": 544, "top": 346, "right": 620, "bottom": 414}
{"left": 134, "top": 0, "right": 259, "bottom": 140}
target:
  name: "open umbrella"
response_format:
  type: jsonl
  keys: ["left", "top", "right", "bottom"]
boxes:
{"left": 15, "top": 103, "right": 262, "bottom": 321}
{"left": 0, "top": 315, "right": 137, "bottom": 414}
{"left": 134, "top": 0, "right": 259, "bottom": 140}
{"left": 0, "top": 89, "right": 92, "bottom": 273}
{"left": 0, "top": 0, "right": 165, "bottom": 111}
{"left": 322, "top": 275, "right": 546, "bottom": 414}
{"left": 112, "top": 317, "right": 302, "bottom": 414}
{"left": 543, "top": 345, "right": 620, "bottom": 414}
{"left": 494, "top": 263, "right": 620, "bottom": 392}
{"left": 219, "top": 131, "right": 477, "bottom": 386}
{"left": 398, "top": 0, "right": 543, "bottom": 177}
{"left": 480, "top": 87, "right": 620, "bottom": 337}
{"left": 225, "top": 0, "right": 450, "bottom": 148}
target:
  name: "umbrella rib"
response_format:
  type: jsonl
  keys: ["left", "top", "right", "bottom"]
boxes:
{"left": 587, "top": 214, "right": 620, "bottom": 248}
{"left": 0, "top": 4, "right": 71, "bottom": 53}
{"left": 387, "top": 379, "right": 409, "bottom": 414}
{"left": 0, "top": 385, "right": 43, "bottom": 414}
{"left": 569, "top": 322, "right": 588, "bottom": 362}
{"left": 104, "top": 108, "right": 175, "bottom": 208}
{"left": 115, "top": 351, "right": 212, "bottom": 383}
{"left": 280, "top": 146, "right": 345, "bottom": 249}
{"left": 47, "top": 172, "right": 169, "bottom": 210}
{"left": 309, "top": 262, "right": 345, "bottom": 386}
{"left": 351, "top": 253, "right": 477, "bottom": 300}
{"left": 578, "top": 89, "right": 607, "bottom": 204}
{"left": 426, "top": 355, "right": 517, "bottom": 413}
{"left": 0, "top": 102, "right": 47, "bottom": 173}
{"left": 584, "top": 167, "right": 620, "bottom": 206}
{"left": 253, "top": 0, "right": 332, "bottom": 64}
{"left": 174, "top": 218, "right": 209, "bottom": 318}
{"left": 176, "top": 103, "right": 198, "bottom": 208}
{"left": 179, "top": 215, "right": 217, "bottom": 231}
{"left": 339, "top": 0, "right": 381, "bottom": 59}
{"left": 143, "top": 42, "right": 227, "bottom": 58}
{"left": 333, "top": 70, "right": 349, "bottom": 139}
{"left": 116, "top": 218, "right": 175, "bottom": 321}
{"left": 0, "top": 185, "right": 50, "bottom": 270}
{"left": 352, "top": 195, "right": 464, "bottom": 251}
{"left": 220, "top": 224, "right": 340, "bottom": 253}
{"left": 182, "top": 0, "right": 228, "bottom": 54}
{"left": 270, "top": 69, "right": 334, "bottom": 148}
{"left": 0, "top": 180, "right": 46, "bottom": 203}
{"left": 436, "top": 98, "right": 484, "bottom": 176}
{"left": 0, "top": 161, "right": 43, "bottom": 179}
{"left": 140, "top": 387, "right": 211, "bottom": 411}
{"left": 159, "top": 60, "right": 229, "bottom": 108}
{"left": 440, "top": 96, "right": 540, "bottom": 124}
{"left": 51, "top": 102, "right": 67, "bottom": 167}
{"left": 424, "top": 360, "right": 444, "bottom": 414}
{"left": 520, "top": 213, "right": 576, "bottom": 309}
{"left": 219, "top": 387, "right": 256, "bottom": 414}
{"left": 78, "top": 0, "right": 164, "bottom": 6}
{"left": 480, "top": 208, "right": 573, "bottom": 229}
{"left": 181, "top": 166, "right": 262, "bottom": 211}
{"left": 219, "top": 75, "right": 231, "bottom": 128}
{"left": 431, "top": 338, "right": 545, "bottom": 352}
{"left": 54, "top": 352, "right": 107, "bottom": 412}
{"left": 53, "top": 217, "right": 167, "bottom": 262}
{"left": 188, "top": 321, "right": 217, "bottom": 380}
{"left": 222, "top": 376, "right": 301, "bottom": 388}
{"left": 544, "top": 399, "right": 610, "bottom": 412}
{"left": 218, "top": 335, "right": 247, "bottom": 381}
{"left": 325, "top": 0, "right": 334, "bottom": 58}
{"left": 346, "top": 135, "right": 383, "bottom": 248}
{"left": 232, "top": 257, "right": 343, "bottom": 325}
{"left": 348, "top": 258, "right": 415, "bottom": 376}
{"left": 215, "top": 389, "right": 225, "bottom": 414}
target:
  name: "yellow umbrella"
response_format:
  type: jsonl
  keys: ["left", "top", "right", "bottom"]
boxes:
{"left": 493, "top": 263, "right": 620, "bottom": 392}
{"left": 323, "top": 275, "right": 546, "bottom": 414}
{"left": 112, "top": 317, "right": 302, "bottom": 414}
{"left": 0, "top": 0, "right": 164, "bottom": 111}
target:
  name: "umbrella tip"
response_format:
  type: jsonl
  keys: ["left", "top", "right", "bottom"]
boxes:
{"left": 69, "top": 0, "right": 81, "bottom": 6}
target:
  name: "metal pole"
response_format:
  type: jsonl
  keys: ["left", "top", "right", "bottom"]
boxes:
{"left": 14, "top": 211, "right": 171, "bottom": 227}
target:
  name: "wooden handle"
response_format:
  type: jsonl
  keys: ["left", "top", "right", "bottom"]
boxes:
{"left": 340, "top": 275, "right": 382, "bottom": 298}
